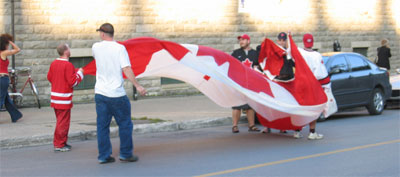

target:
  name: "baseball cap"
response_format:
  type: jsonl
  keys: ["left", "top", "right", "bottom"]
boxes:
{"left": 237, "top": 34, "right": 250, "bottom": 41}
{"left": 303, "top": 33, "right": 314, "bottom": 48}
{"left": 277, "top": 32, "right": 287, "bottom": 41}
{"left": 96, "top": 23, "right": 114, "bottom": 35}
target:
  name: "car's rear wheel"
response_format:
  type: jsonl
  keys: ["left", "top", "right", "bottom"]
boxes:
{"left": 366, "top": 88, "right": 384, "bottom": 115}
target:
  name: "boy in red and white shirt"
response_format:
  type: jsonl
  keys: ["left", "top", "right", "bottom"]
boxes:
{"left": 47, "top": 44, "right": 83, "bottom": 152}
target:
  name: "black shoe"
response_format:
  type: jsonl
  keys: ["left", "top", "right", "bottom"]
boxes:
{"left": 99, "top": 156, "right": 115, "bottom": 164}
{"left": 119, "top": 155, "right": 139, "bottom": 162}
{"left": 65, "top": 144, "right": 72, "bottom": 149}
{"left": 11, "top": 114, "right": 23, "bottom": 123}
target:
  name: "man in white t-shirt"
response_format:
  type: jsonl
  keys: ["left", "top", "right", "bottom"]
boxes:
{"left": 92, "top": 23, "right": 146, "bottom": 164}
{"left": 294, "top": 33, "right": 337, "bottom": 140}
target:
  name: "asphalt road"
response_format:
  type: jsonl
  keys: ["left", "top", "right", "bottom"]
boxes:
{"left": 1, "top": 109, "right": 399, "bottom": 177}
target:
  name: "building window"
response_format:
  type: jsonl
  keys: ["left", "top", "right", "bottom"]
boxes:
{"left": 353, "top": 47, "right": 368, "bottom": 57}
{"left": 161, "top": 77, "right": 184, "bottom": 85}
{"left": 70, "top": 57, "right": 96, "bottom": 90}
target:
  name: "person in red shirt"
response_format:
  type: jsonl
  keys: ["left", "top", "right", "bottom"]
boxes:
{"left": 47, "top": 44, "right": 83, "bottom": 152}
{"left": 0, "top": 33, "right": 22, "bottom": 123}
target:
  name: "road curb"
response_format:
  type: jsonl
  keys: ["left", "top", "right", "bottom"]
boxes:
{"left": 0, "top": 117, "right": 243, "bottom": 149}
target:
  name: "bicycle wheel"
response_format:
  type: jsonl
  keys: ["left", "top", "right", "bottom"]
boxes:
{"left": 29, "top": 80, "right": 41, "bottom": 109}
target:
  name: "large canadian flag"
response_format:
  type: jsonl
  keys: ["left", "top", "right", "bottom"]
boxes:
{"left": 83, "top": 35, "right": 327, "bottom": 130}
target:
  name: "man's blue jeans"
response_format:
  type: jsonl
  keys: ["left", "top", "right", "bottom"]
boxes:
{"left": 95, "top": 94, "right": 133, "bottom": 161}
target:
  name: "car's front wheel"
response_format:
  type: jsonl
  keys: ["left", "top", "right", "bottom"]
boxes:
{"left": 366, "top": 88, "right": 385, "bottom": 115}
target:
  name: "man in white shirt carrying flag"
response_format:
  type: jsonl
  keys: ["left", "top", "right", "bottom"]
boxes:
{"left": 294, "top": 33, "right": 338, "bottom": 139}
{"left": 92, "top": 23, "right": 146, "bottom": 164}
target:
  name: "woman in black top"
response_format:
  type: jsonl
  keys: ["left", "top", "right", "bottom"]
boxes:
{"left": 376, "top": 39, "right": 391, "bottom": 70}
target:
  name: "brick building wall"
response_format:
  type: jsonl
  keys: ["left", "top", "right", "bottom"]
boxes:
{"left": 0, "top": 0, "right": 399, "bottom": 106}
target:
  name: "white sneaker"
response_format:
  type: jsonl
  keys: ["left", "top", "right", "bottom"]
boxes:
{"left": 308, "top": 132, "right": 324, "bottom": 140}
{"left": 293, "top": 131, "right": 303, "bottom": 139}
{"left": 261, "top": 127, "right": 271, "bottom": 134}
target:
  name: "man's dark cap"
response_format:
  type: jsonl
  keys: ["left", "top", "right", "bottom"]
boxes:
{"left": 277, "top": 32, "right": 287, "bottom": 41}
{"left": 96, "top": 23, "right": 114, "bottom": 35}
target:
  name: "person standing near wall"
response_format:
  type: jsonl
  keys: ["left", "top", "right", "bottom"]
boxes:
{"left": 0, "top": 34, "right": 22, "bottom": 123}
{"left": 230, "top": 34, "right": 260, "bottom": 133}
{"left": 93, "top": 23, "right": 146, "bottom": 164}
{"left": 47, "top": 44, "right": 84, "bottom": 152}
{"left": 296, "top": 33, "right": 335, "bottom": 140}
{"left": 376, "top": 39, "right": 391, "bottom": 70}
{"left": 275, "top": 32, "right": 295, "bottom": 82}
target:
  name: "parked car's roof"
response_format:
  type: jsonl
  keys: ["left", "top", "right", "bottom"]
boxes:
{"left": 321, "top": 52, "right": 361, "bottom": 57}
{"left": 322, "top": 52, "right": 376, "bottom": 65}
{"left": 321, "top": 52, "right": 344, "bottom": 57}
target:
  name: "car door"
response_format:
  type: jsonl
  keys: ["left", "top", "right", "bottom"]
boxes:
{"left": 346, "top": 54, "right": 373, "bottom": 104}
{"left": 326, "top": 55, "right": 352, "bottom": 108}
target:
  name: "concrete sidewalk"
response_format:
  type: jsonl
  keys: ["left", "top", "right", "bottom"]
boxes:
{"left": 0, "top": 95, "right": 237, "bottom": 149}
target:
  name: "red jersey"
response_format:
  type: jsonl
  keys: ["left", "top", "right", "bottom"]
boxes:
{"left": 47, "top": 58, "right": 83, "bottom": 109}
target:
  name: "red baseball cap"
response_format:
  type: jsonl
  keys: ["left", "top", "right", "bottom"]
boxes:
{"left": 237, "top": 34, "right": 250, "bottom": 41}
{"left": 303, "top": 33, "right": 314, "bottom": 48}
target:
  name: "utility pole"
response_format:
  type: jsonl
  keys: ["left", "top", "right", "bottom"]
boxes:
{"left": 11, "top": 0, "right": 15, "bottom": 69}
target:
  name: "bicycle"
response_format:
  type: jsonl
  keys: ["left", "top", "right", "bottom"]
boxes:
{"left": 8, "top": 67, "right": 41, "bottom": 109}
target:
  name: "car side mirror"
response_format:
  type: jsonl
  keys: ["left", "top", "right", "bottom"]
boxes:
{"left": 329, "top": 67, "right": 341, "bottom": 75}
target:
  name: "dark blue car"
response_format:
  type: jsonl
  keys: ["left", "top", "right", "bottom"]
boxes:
{"left": 322, "top": 52, "right": 391, "bottom": 115}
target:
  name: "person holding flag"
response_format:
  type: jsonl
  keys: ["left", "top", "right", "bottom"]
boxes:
{"left": 257, "top": 32, "right": 328, "bottom": 134}
{"left": 47, "top": 43, "right": 84, "bottom": 151}
{"left": 259, "top": 32, "right": 295, "bottom": 134}
{"left": 92, "top": 23, "right": 146, "bottom": 164}
{"left": 230, "top": 34, "right": 260, "bottom": 133}
{"left": 293, "top": 33, "right": 337, "bottom": 139}
{"left": 274, "top": 32, "right": 295, "bottom": 82}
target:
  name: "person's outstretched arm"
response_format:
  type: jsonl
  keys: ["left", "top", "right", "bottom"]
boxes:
{"left": 122, "top": 66, "right": 146, "bottom": 96}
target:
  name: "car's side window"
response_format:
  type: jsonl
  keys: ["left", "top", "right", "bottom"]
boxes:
{"left": 347, "top": 55, "right": 371, "bottom": 71}
{"left": 328, "top": 56, "right": 349, "bottom": 74}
